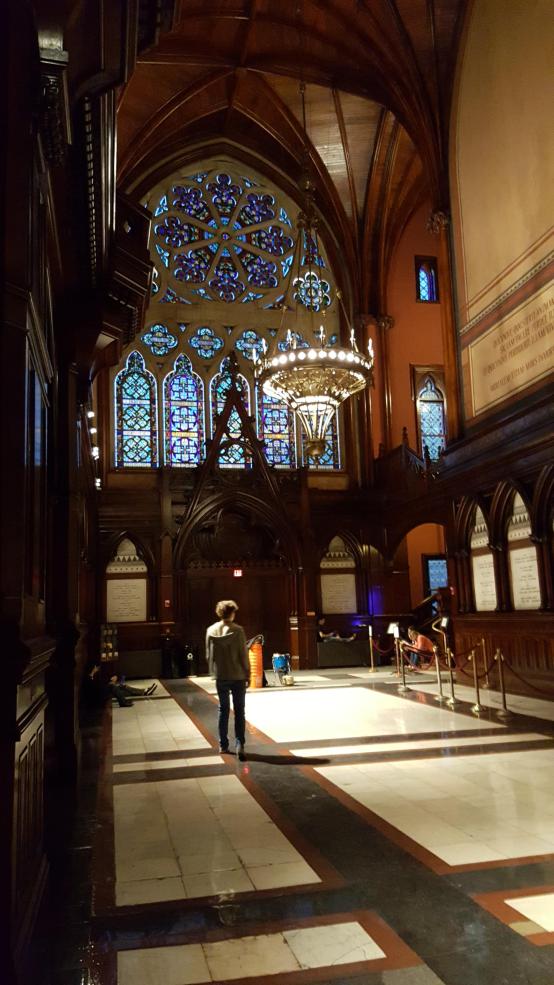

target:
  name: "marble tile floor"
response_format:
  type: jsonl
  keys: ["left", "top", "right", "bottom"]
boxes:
{"left": 315, "top": 746, "right": 554, "bottom": 867}
{"left": 113, "top": 773, "right": 321, "bottom": 906}
{"left": 117, "top": 920, "right": 387, "bottom": 984}
{"left": 30, "top": 672, "right": 554, "bottom": 985}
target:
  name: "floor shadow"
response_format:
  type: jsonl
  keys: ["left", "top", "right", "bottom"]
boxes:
{"left": 243, "top": 752, "right": 330, "bottom": 766}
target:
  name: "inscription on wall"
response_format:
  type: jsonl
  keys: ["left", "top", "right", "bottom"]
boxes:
{"left": 509, "top": 546, "right": 541, "bottom": 610}
{"left": 471, "top": 553, "right": 497, "bottom": 611}
{"left": 469, "top": 283, "right": 554, "bottom": 414}
{"left": 106, "top": 578, "right": 147, "bottom": 622}
{"left": 320, "top": 573, "right": 357, "bottom": 614}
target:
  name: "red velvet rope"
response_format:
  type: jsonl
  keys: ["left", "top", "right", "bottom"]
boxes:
{"left": 499, "top": 653, "right": 554, "bottom": 698}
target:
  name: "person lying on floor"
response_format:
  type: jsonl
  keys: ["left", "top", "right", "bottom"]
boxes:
{"left": 316, "top": 617, "right": 356, "bottom": 642}
{"left": 84, "top": 663, "right": 157, "bottom": 707}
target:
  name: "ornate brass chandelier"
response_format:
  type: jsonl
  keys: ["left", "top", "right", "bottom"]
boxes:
{"left": 254, "top": 85, "right": 374, "bottom": 461}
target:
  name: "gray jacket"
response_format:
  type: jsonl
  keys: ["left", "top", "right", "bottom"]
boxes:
{"left": 206, "top": 620, "right": 250, "bottom": 681}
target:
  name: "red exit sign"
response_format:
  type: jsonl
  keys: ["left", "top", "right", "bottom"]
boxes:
{"left": 233, "top": 568, "right": 243, "bottom": 578}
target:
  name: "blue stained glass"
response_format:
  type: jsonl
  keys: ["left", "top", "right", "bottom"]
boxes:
{"left": 417, "top": 262, "right": 438, "bottom": 302}
{"left": 190, "top": 171, "right": 208, "bottom": 184}
{"left": 155, "top": 217, "right": 206, "bottom": 248}
{"left": 151, "top": 267, "right": 159, "bottom": 295}
{"left": 417, "top": 376, "right": 446, "bottom": 460}
{"left": 279, "top": 207, "right": 292, "bottom": 227}
{"left": 241, "top": 176, "right": 257, "bottom": 188}
{"left": 178, "top": 323, "right": 188, "bottom": 333}
{"left": 301, "top": 413, "right": 341, "bottom": 470}
{"left": 281, "top": 255, "right": 293, "bottom": 278}
{"left": 142, "top": 323, "right": 178, "bottom": 357}
{"left": 294, "top": 272, "right": 331, "bottom": 312}
{"left": 188, "top": 326, "right": 224, "bottom": 360}
{"left": 238, "top": 192, "right": 275, "bottom": 226}
{"left": 163, "top": 354, "right": 204, "bottom": 466}
{"left": 115, "top": 351, "right": 157, "bottom": 467}
{"left": 302, "top": 231, "right": 325, "bottom": 267}
{"left": 172, "top": 185, "right": 210, "bottom": 220}
{"left": 154, "top": 195, "right": 168, "bottom": 216}
{"left": 239, "top": 252, "right": 278, "bottom": 288}
{"left": 235, "top": 330, "right": 264, "bottom": 361}
{"left": 207, "top": 173, "right": 242, "bottom": 216}
{"left": 160, "top": 287, "right": 191, "bottom": 304}
{"left": 245, "top": 226, "right": 293, "bottom": 256}
{"left": 155, "top": 243, "right": 170, "bottom": 268}
{"left": 210, "top": 364, "right": 251, "bottom": 468}
{"left": 277, "top": 331, "right": 308, "bottom": 351}
{"left": 328, "top": 333, "right": 338, "bottom": 346}
{"left": 256, "top": 389, "right": 296, "bottom": 468}
{"left": 427, "top": 558, "right": 448, "bottom": 592}
{"left": 209, "top": 257, "right": 245, "bottom": 302}
{"left": 174, "top": 247, "right": 212, "bottom": 283}
{"left": 241, "top": 291, "right": 264, "bottom": 303}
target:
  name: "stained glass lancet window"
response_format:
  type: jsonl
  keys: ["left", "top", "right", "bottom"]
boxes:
{"left": 163, "top": 354, "right": 205, "bottom": 466}
{"left": 114, "top": 351, "right": 158, "bottom": 467}
{"left": 415, "top": 257, "right": 438, "bottom": 302}
{"left": 210, "top": 358, "right": 251, "bottom": 468}
{"left": 256, "top": 388, "right": 297, "bottom": 468}
{"left": 417, "top": 376, "right": 446, "bottom": 460}
{"left": 301, "top": 413, "right": 341, "bottom": 470}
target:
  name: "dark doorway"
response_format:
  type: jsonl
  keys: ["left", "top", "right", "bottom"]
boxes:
{"left": 181, "top": 566, "right": 290, "bottom": 673}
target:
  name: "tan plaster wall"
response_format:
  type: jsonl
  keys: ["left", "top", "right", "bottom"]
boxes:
{"left": 451, "top": 0, "right": 553, "bottom": 326}
{"left": 386, "top": 203, "right": 444, "bottom": 450}
{"left": 406, "top": 523, "right": 446, "bottom": 607}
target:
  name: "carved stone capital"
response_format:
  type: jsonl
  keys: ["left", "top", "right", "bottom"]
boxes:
{"left": 426, "top": 210, "right": 450, "bottom": 235}
{"left": 377, "top": 314, "right": 394, "bottom": 332}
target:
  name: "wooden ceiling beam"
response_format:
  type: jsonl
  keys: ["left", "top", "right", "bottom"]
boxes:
{"left": 332, "top": 88, "right": 359, "bottom": 245}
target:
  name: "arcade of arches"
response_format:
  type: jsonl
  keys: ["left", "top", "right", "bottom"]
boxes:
{"left": 3, "top": 2, "right": 554, "bottom": 983}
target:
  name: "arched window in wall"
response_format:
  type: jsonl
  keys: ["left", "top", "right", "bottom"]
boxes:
{"left": 114, "top": 351, "right": 158, "bottom": 467}
{"left": 507, "top": 493, "right": 541, "bottom": 609}
{"left": 470, "top": 506, "right": 497, "bottom": 611}
{"left": 163, "top": 354, "right": 205, "bottom": 466}
{"left": 416, "top": 375, "right": 446, "bottom": 460}
{"left": 415, "top": 256, "right": 438, "bottom": 302}
{"left": 256, "top": 389, "right": 297, "bottom": 468}
{"left": 210, "top": 358, "right": 251, "bottom": 468}
{"left": 113, "top": 163, "right": 345, "bottom": 470}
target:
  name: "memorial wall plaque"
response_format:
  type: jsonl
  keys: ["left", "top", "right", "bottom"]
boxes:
{"left": 106, "top": 578, "right": 147, "bottom": 622}
{"left": 468, "top": 282, "right": 554, "bottom": 415}
{"left": 471, "top": 553, "right": 497, "bottom": 611}
{"left": 509, "top": 546, "right": 541, "bottom": 610}
{"left": 321, "top": 573, "right": 357, "bottom": 614}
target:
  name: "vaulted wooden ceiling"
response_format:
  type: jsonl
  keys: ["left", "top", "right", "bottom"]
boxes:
{"left": 117, "top": 0, "right": 467, "bottom": 312}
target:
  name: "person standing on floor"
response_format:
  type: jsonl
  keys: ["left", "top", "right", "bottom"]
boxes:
{"left": 206, "top": 600, "right": 250, "bottom": 760}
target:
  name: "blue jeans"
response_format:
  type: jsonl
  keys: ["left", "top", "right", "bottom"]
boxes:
{"left": 216, "top": 680, "right": 247, "bottom": 748}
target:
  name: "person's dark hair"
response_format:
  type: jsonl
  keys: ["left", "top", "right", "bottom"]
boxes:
{"left": 216, "top": 599, "right": 239, "bottom": 620}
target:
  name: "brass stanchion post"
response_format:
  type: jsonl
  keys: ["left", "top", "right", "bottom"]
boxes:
{"left": 368, "top": 625, "right": 375, "bottom": 673}
{"left": 394, "top": 636, "right": 400, "bottom": 677}
{"left": 446, "top": 646, "right": 460, "bottom": 707}
{"left": 495, "top": 648, "right": 512, "bottom": 720}
{"left": 433, "top": 644, "right": 446, "bottom": 703}
{"left": 481, "top": 637, "right": 490, "bottom": 688}
{"left": 470, "top": 649, "right": 483, "bottom": 714}
{"left": 397, "top": 640, "right": 410, "bottom": 693}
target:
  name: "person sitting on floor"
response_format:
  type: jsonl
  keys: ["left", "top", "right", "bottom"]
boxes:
{"left": 403, "top": 627, "right": 434, "bottom": 669}
{"left": 85, "top": 663, "right": 157, "bottom": 707}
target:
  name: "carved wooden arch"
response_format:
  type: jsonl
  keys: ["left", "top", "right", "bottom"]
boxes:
{"left": 316, "top": 529, "right": 362, "bottom": 567}
{"left": 386, "top": 504, "right": 450, "bottom": 560}
{"left": 532, "top": 464, "right": 554, "bottom": 540}
{"left": 101, "top": 529, "right": 156, "bottom": 574}
{"left": 173, "top": 489, "right": 301, "bottom": 572}
{"left": 489, "top": 479, "right": 534, "bottom": 547}
{"left": 101, "top": 529, "right": 158, "bottom": 621}
{"left": 454, "top": 494, "right": 491, "bottom": 552}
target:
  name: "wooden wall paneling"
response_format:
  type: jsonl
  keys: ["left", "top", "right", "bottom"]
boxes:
{"left": 453, "top": 612, "right": 554, "bottom": 696}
